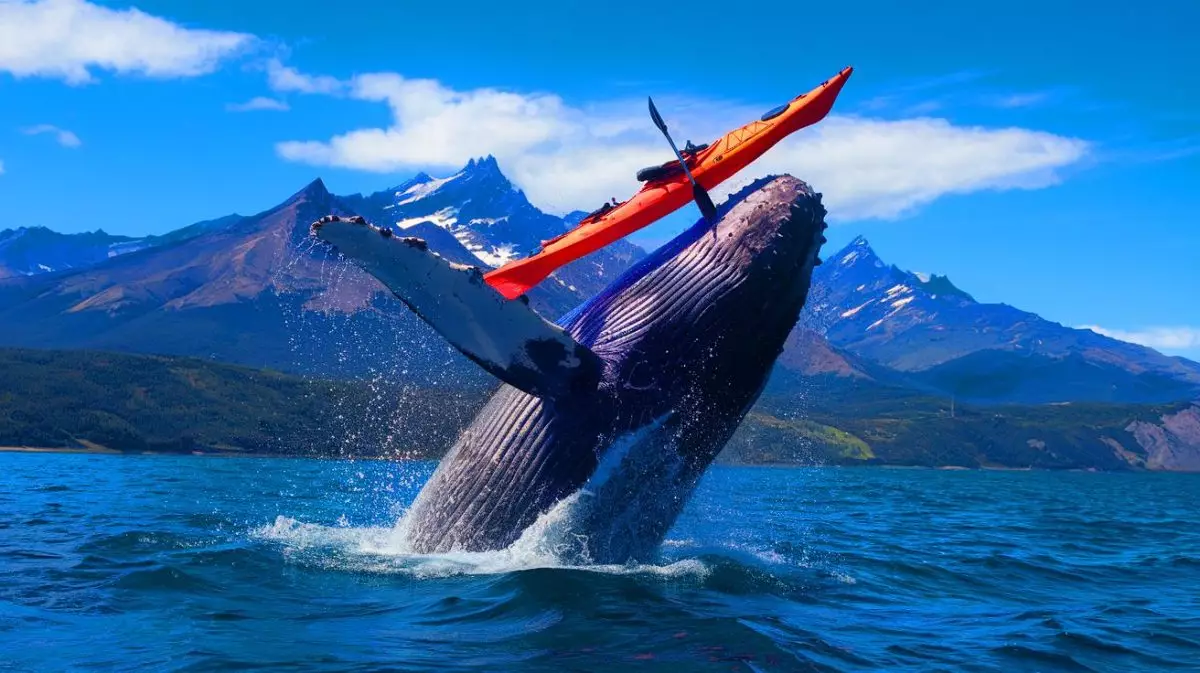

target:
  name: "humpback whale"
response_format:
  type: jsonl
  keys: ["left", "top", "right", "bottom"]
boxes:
{"left": 312, "top": 174, "right": 827, "bottom": 563}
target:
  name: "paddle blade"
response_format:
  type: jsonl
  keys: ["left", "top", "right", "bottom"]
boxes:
{"left": 648, "top": 96, "right": 668, "bottom": 135}
{"left": 694, "top": 183, "right": 718, "bottom": 223}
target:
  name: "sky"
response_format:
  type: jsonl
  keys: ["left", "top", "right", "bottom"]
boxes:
{"left": 0, "top": 0, "right": 1197, "bottom": 357}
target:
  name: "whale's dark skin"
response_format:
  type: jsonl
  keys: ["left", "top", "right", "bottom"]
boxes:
{"left": 393, "top": 175, "right": 829, "bottom": 562}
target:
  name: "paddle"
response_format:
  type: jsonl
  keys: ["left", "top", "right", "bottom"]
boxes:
{"left": 648, "top": 97, "right": 719, "bottom": 224}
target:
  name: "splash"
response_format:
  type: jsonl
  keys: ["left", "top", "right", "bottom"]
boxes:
{"left": 252, "top": 493, "right": 710, "bottom": 580}
{"left": 267, "top": 234, "right": 482, "bottom": 459}
{"left": 254, "top": 414, "right": 720, "bottom": 578}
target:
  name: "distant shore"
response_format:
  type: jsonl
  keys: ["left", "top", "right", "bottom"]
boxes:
{"left": 0, "top": 445, "right": 431, "bottom": 461}
{"left": 4, "top": 445, "right": 1196, "bottom": 472}
{"left": 0, "top": 445, "right": 271, "bottom": 458}
{"left": 0, "top": 445, "right": 123, "bottom": 455}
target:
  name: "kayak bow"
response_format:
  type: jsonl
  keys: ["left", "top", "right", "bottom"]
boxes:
{"left": 484, "top": 65, "right": 853, "bottom": 300}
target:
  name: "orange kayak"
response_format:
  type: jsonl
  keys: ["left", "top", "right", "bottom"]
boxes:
{"left": 484, "top": 65, "right": 854, "bottom": 300}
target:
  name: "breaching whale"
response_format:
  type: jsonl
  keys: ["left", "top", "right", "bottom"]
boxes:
{"left": 311, "top": 174, "right": 827, "bottom": 563}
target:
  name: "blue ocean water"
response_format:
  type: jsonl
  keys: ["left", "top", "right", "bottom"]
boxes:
{"left": 0, "top": 454, "right": 1197, "bottom": 672}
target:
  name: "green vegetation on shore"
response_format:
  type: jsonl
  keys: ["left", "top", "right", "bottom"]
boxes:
{"left": 0, "top": 348, "right": 482, "bottom": 458}
{"left": 1, "top": 348, "right": 1195, "bottom": 470}
{"left": 724, "top": 376, "right": 1194, "bottom": 470}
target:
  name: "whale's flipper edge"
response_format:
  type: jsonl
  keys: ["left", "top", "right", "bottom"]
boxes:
{"left": 310, "top": 215, "right": 603, "bottom": 399}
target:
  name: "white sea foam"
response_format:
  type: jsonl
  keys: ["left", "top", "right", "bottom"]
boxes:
{"left": 253, "top": 494, "right": 710, "bottom": 581}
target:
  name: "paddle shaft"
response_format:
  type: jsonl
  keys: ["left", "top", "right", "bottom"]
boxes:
{"left": 652, "top": 97, "right": 700, "bottom": 185}
{"left": 649, "top": 98, "right": 717, "bottom": 221}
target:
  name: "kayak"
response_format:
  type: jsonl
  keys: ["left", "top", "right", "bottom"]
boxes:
{"left": 483, "top": 65, "right": 854, "bottom": 300}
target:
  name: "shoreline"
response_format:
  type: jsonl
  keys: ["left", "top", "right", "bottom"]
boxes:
{"left": 3, "top": 446, "right": 1196, "bottom": 473}
{"left": 0, "top": 445, "right": 436, "bottom": 462}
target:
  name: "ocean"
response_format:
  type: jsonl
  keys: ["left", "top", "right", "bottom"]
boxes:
{"left": 1, "top": 453, "right": 1196, "bottom": 672}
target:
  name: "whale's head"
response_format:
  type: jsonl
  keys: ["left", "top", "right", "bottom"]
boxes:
{"left": 561, "top": 174, "right": 827, "bottom": 435}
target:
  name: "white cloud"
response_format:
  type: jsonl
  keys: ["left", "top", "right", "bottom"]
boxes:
{"left": 737, "top": 115, "right": 1089, "bottom": 220}
{"left": 266, "top": 58, "right": 343, "bottom": 95}
{"left": 0, "top": 0, "right": 254, "bottom": 85}
{"left": 226, "top": 96, "right": 289, "bottom": 112}
{"left": 21, "top": 123, "right": 81, "bottom": 147}
{"left": 273, "top": 65, "right": 1090, "bottom": 220}
{"left": 1081, "top": 325, "right": 1200, "bottom": 354}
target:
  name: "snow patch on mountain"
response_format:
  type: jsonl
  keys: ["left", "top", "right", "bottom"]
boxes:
{"left": 841, "top": 300, "right": 872, "bottom": 318}
{"left": 804, "top": 235, "right": 1200, "bottom": 388}
{"left": 394, "top": 207, "right": 460, "bottom": 231}
{"left": 350, "top": 154, "right": 640, "bottom": 279}
{"left": 396, "top": 172, "right": 463, "bottom": 206}
{"left": 473, "top": 243, "right": 519, "bottom": 268}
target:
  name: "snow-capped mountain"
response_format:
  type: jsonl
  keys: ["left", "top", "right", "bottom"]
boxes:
{"left": 800, "top": 236, "right": 1200, "bottom": 402}
{"left": 378, "top": 156, "right": 556, "bottom": 268}
{"left": 0, "top": 215, "right": 243, "bottom": 279}
{"left": 804, "top": 235, "right": 978, "bottom": 354}
{"left": 0, "top": 163, "right": 647, "bottom": 378}
{"left": 0, "top": 227, "right": 153, "bottom": 278}
{"left": 341, "top": 156, "right": 643, "bottom": 300}
{"left": 2, "top": 164, "right": 1196, "bottom": 405}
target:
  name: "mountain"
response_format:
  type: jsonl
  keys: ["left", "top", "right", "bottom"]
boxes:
{"left": 797, "top": 236, "right": 1200, "bottom": 403}
{"left": 0, "top": 159, "right": 645, "bottom": 378}
{"left": 340, "top": 155, "right": 643, "bottom": 301}
{"left": 0, "top": 215, "right": 243, "bottom": 279}
{"left": 0, "top": 227, "right": 151, "bottom": 278}
{"left": 732, "top": 377, "right": 1200, "bottom": 471}
{"left": 0, "top": 347, "right": 480, "bottom": 458}
{"left": 4, "top": 346, "right": 1197, "bottom": 471}
{"left": 2, "top": 163, "right": 1196, "bottom": 407}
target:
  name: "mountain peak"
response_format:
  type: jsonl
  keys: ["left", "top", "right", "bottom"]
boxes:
{"left": 563, "top": 210, "right": 589, "bottom": 226}
{"left": 463, "top": 154, "right": 503, "bottom": 178}
{"left": 829, "top": 235, "right": 883, "bottom": 269}
{"left": 909, "top": 270, "right": 975, "bottom": 302}
{"left": 392, "top": 172, "right": 433, "bottom": 194}
{"left": 288, "top": 178, "right": 330, "bottom": 203}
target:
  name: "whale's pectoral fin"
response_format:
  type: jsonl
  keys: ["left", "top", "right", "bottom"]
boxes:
{"left": 310, "top": 215, "right": 603, "bottom": 399}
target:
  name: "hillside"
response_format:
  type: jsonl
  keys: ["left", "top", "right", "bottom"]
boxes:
{"left": 801, "top": 236, "right": 1200, "bottom": 403}
{"left": 0, "top": 216, "right": 243, "bottom": 278}
{"left": 737, "top": 372, "right": 1200, "bottom": 471}
{"left": 0, "top": 348, "right": 482, "bottom": 458}
{"left": 3, "top": 348, "right": 1197, "bottom": 471}
{"left": 2, "top": 159, "right": 1197, "bottom": 406}
{"left": 0, "top": 160, "right": 644, "bottom": 380}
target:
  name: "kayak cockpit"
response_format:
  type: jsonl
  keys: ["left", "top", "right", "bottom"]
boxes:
{"left": 577, "top": 197, "right": 623, "bottom": 225}
{"left": 635, "top": 140, "right": 710, "bottom": 182}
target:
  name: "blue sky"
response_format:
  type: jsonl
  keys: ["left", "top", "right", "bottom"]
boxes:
{"left": 1, "top": 0, "right": 1197, "bottom": 356}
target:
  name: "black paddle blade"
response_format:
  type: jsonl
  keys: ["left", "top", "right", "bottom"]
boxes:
{"left": 648, "top": 96, "right": 668, "bottom": 135}
{"left": 694, "top": 183, "right": 718, "bottom": 223}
